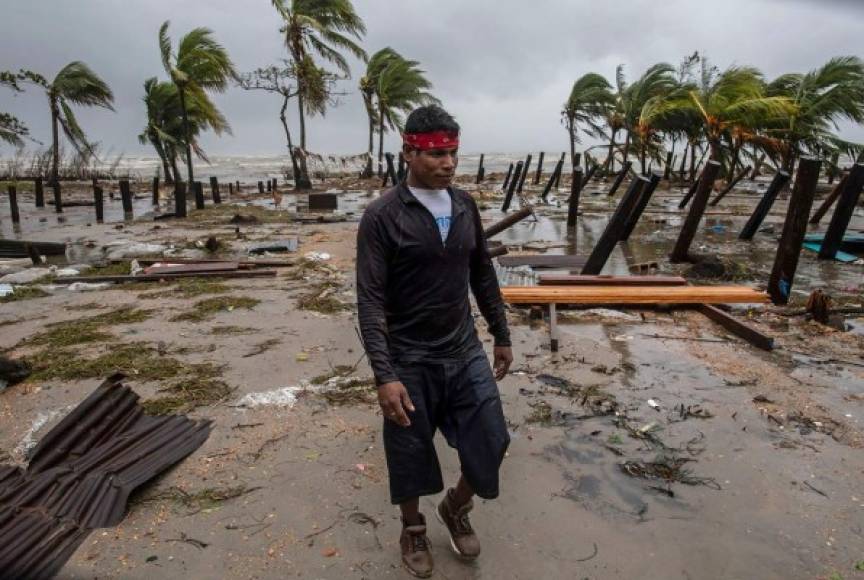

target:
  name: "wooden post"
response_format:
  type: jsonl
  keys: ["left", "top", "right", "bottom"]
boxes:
{"left": 152, "top": 176, "right": 160, "bottom": 205}
{"left": 34, "top": 177, "right": 44, "bottom": 208}
{"left": 194, "top": 181, "right": 205, "bottom": 210}
{"left": 475, "top": 153, "right": 485, "bottom": 184}
{"left": 533, "top": 151, "right": 545, "bottom": 185}
{"left": 517, "top": 154, "right": 532, "bottom": 193}
{"left": 620, "top": 172, "right": 662, "bottom": 241}
{"left": 809, "top": 172, "right": 847, "bottom": 225}
{"left": 678, "top": 175, "right": 701, "bottom": 209}
{"left": 768, "top": 157, "right": 822, "bottom": 304}
{"left": 710, "top": 165, "right": 752, "bottom": 206}
{"left": 549, "top": 303, "right": 559, "bottom": 352}
{"left": 581, "top": 176, "right": 649, "bottom": 275}
{"left": 670, "top": 160, "right": 721, "bottom": 263}
{"left": 664, "top": 152, "right": 674, "bottom": 181}
{"left": 53, "top": 182, "right": 62, "bottom": 213}
{"left": 266, "top": 179, "right": 272, "bottom": 193}
{"left": 607, "top": 161, "right": 632, "bottom": 197}
{"left": 552, "top": 153, "right": 566, "bottom": 188}
{"left": 94, "top": 185, "right": 104, "bottom": 223}
{"left": 502, "top": 163, "right": 514, "bottom": 190}
{"left": 258, "top": 181, "right": 265, "bottom": 194}
{"left": 541, "top": 158, "right": 564, "bottom": 201}
{"left": 175, "top": 181, "right": 187, "bottom": 218}
{"left": 8, "top": 185, "right": 20, "bottom": 224}
{"left": 819, "top": 163, "right": 864, "bottom": 260}
{"left": 119, "top": 179, "right": 133, "bottom": 219}
{"left": 235, "top": 180, "right": 241, "bottom": 193}
{"left": 572, "top": 152, "right": 582, "bottom": 171}
{"left": 484, "top": 206, "right": 533, "bottom": 238}
{"left": 582, "top": 163, "right": 599, "bottom": 188}
{"left": 210, "top": 176, "right": 221, "bottom": 204}
{"left": 228, "top": 182, "right": 234, "bottom": 196}
{"left": 567, "top": 167, "right": 584, "bottom": 228}
{"left": 502, "top": 161, "right": 523, "bottom": 212}
{"left": 738, "top": 170, "right": 791, "bottom": 240}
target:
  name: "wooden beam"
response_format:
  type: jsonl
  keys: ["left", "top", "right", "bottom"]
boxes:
{"left": 809, "top": 172, "right": 847, "bottom": 225}
{"left": 502, "top": 161, "right": 523, "bottom": 212}
{"left": 581, "top": 175, "right": 648, "bottom": 274}
{"left": 497, "top": 254, "right": 587, "bottom": 269}
{"left": 501, "top": 285, "right": 769, "bottom": 305}
{"left": 484, "top": 206, "right": 533, "bottom": 239}
{"left": 697, "top": 304, "right": 774, "bottom": 351}
{"left": 54, "top": 270, "right": 278, "bottom": 285}
{"left": 607, "top": 161, "right": 632, "bottom": 197}
{"left": 620, "top": 172, "right": 661, "bottom": 241}
{"left": 768, "top": 157, "right": 822, "bottom": 304}
{"left": 539, "top": 275, "right": 687, "bottom": 286}
{"left": 819, "top": 163, "right": 864, "bottom": 260}
{"left": 738, "top": 170, "right": 791, "bottom": 240}
{"left": 670, "top": 160, "right": 721, "bottom": 263}
{"left": 709, "top": 165, "right": 752, "bottom": 206}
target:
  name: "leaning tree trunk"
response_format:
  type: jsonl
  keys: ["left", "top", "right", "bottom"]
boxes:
{"left": 168, "top": 147, "right": 181, "bottom": 186}
{"left": 378, "top": 103, "right": 385, "bottom": 178}
{"left": 622, "top": 131, "right": 631, "bottom": 166}
{"left": 363, "top": 109, "right": 374, "bottom": 178}
{"left": 689, "top": 142, "right": 697, "bottom": 182}
{"left": 156, "top": 141, "right": 174, "bottom": 185}
{"left": 568, "top": 118, "right": 577, "bottom": 172}
{"left": 178, "top": 85, "right": 194, "bottom": 184}
{"left": 605, "top": 130, "right": 617, "bottom": 176}
{"left": 640, "top": 141, "right": 647, "bottom": 176}
{"left": 297, "top": 91, "right": 307, "bottom": 150}
{"left": 50, "top": 98, "right": 60, "bottom": 186}
{"left": 279, "top": 93, "right": 306, "bottom": 189}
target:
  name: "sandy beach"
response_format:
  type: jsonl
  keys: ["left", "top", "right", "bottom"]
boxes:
{"left": 0, "top": 172, "right": 862, "bottom": 579}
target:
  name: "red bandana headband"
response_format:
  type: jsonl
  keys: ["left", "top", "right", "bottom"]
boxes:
{"left": 403, "top": 131, "right": 459, "bottom": 151}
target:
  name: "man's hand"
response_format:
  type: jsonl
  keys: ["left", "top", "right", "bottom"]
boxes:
{"left": 493, "top": 346, "right": 513, "bottom": 380}
{"left": 377, "top": 381, "right": 415, "bottom": 427}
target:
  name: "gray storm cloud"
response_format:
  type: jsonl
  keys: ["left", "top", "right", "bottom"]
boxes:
{"left": 1, "top": 0, "right": 862, "bottom": 157}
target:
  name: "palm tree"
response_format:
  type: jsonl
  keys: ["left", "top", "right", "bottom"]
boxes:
{"left": 1, "top": 71, "right": 29, "bottom": 147}
{"left": 360, "top": 48, "right": 400, "bottom": 177}
{"left": 374, "top": 54, "right": 440, "bottom": 175}
{"left": 139, "top": 77, "right": 231, "bottom": 185}
{"left": 653, "top": 63, "right": 795, "bottom": 169}
{"left": 766, "top": 56, "right": 864, "bottom": 171}
{"left": 159, "top": 21, "right": 236, "bottom": 185}
{"left": 19, "top": 63, "right": 113, "bottom": 185}
{"left": 620, "top": 63, "right": 677, "bottom": 173}
{"left": 561, "top": 73, "right": 613, "bottom": 170}
{"left": 271, "top": 0, "right": 367, "bottom": 150}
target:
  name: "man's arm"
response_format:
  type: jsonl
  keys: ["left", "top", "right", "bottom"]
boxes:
{"left": 356, "top": 210, "right": 399, "bottom": 385}
{"left": 467, "top": 196, "right": 512, "bottom": 349}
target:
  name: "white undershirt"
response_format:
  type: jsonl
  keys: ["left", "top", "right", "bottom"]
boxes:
{"left": 409, "top": 186, "right": 452, "bottom": 243}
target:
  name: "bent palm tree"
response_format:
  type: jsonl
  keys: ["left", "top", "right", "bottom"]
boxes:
{"left": 375, "top": 55, "right": 440, "bottom": 175}
{"left": 360, "top": 48, "right": 400, "bottom": 177}
{"left": 767, "top": 56, "right": 864, "bottom": 170}
{"left": 620, "top": 63, "right": 677, "bottom": 173}
{"left": 19, "top": 63, "right": 114, "bottom": 185}
{"left": 139, "top": 77, "right": 231, "bottom": 185}
{"left": 271, "top": 0, "right": 367, "bottom": 149}
{"left": 562, "top": 73, "right": 613, "bottom": 170}
{"left": 1, "top": 72, "right": 30, "bottom": 147}
{"left": 159, "top": 21, "right": 236, "bottom": 185}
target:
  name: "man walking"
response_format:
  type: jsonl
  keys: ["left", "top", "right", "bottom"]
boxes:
{"left": 357, "top": 105, "right": 513, "bottom": 577}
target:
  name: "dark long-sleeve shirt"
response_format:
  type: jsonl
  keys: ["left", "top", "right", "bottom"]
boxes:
{"left": 356, "top": 183, "right": 511, "bottom": 385}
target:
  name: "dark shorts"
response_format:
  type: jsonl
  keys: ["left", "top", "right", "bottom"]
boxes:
{"left": 383, "top": 347, "right": 510, "bottom": 505}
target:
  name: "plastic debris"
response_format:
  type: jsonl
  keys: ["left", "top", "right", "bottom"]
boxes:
{"left": 647, "top": 399, "right": 661, "bottom": 411}
{"left": 0, "top": 284, "right": 12, "bottom": 297}
{"left": 0, "top": 268, "right": 52, "bottom": 285}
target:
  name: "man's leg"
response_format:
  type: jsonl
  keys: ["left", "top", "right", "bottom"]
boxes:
{"left": 451, "top": 474, "right": 474, "bottom": 508}
{"left": 400, "top": 497, "right": 422, "bottom": 525}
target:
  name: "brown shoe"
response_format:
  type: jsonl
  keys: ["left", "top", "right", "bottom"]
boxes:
{"left": 400, "top": 514, "right": 434, "bottom": 578}
{"left": 436, "top": 489, "right": 481, "bottom": 559}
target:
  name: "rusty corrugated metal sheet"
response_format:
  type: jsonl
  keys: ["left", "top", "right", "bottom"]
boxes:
{"left": 0, "top": 374, "right": 211, "bottom": 580}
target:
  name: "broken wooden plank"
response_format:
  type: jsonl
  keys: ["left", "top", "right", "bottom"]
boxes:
{"left": 501, "top": 285, "right": 769, "bottom": 305}
{"left": 809, "top": 172, "right": 847, "bottom": 225}
{"left": 143, "top": 262, "right": 240, "bottom": 275}
{"left": 484, "top": 207, "right": 533, "bottom": 239}
{"left": 697, "top": 304, "right": 774, "bottom": 351}
{"left": 538, "top": 275, "right": 687, "bottom": 286}
{"left": 496, "top": 254, "right": 587, "bottom": 269}
{"left": 118, "top": 257, "right": 296, "bottom": 268}
{"left": 53, "top": 270, "right": 278, "bottom": 284}
{"left": 739, "top": 170, "right": 791, "bottom": 240}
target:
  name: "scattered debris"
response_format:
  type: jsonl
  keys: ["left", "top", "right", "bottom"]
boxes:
{"left": 171, "top": 296, "right": 261, "bottom": 322}
{"left": 619, "top": 454, "right": 720, "bottom": 489}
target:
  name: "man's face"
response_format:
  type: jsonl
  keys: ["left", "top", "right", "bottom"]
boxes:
{"left": 403, "top": 145, "right": 459, "bottom": 189}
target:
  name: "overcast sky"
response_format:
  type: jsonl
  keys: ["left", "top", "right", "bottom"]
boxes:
{"left": 2, "top": 0, "right": 864, "bottom": 159}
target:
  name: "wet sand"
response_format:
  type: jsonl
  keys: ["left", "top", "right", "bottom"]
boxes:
{"left": 1, "top": 175, "right": 862, "bottom": 579}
